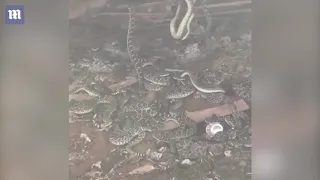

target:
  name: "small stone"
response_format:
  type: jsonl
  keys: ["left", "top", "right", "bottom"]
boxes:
{"left": 224, "top": 150, "right": 232, "bottom": 157}
{"left": 181, "top": 159, "right": 193, "bottom": 165}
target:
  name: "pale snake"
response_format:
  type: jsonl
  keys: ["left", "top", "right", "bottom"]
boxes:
{"left": 170, "top": 0, "right": 195, "bottom": 40}
{"left": 181, "top": 71, "right": 225, "bottom": 93}
{"left": 170, "top": 0, "right": 211, "bottom": 40}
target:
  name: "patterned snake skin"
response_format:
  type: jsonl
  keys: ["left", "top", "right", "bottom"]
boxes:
{"left": 152, "top": 111, "right": 197, "bottom": 142}
{"left": 109, "top": 111, "right": 164, "bottom": 157}
{"left": 109, "top": 120, "right": 148, "bottom": 157}
{"left": 69, "top": 100, "right": 96, "bottom": 115}
{"left": 122, "top": 101, "right": 158, "bottom": 117}
{"left": 181, "top": 71, "right": 225, "bottom": 93}
{"left": 143, "top": 81, "right": 163, "bottom": 92}
{"left": 69, "top": 4, "right": 252, "bottom": 177}
{"left": 143, "top": 66, "right": 171, "bottom": 86}
{"left": 70, "top": 84, "right": 102, "bottom": 98}
{"left": 166, "top": 80, "right": 195, "bottom": 99}
{"left": 126, "top": 6, "right": 156, "bottom": 93}
{"left": 152, "top": 124, "right": 197, "bottom": 142}
{"left": 193, "top": 91, "right": 225, "bottom": 104}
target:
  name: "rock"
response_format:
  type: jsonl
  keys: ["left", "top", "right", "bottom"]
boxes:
{"left": 181, "top": 159, "right": 193, "bottom": 165}
{"left": 128, "top": 164, "right": 156, "bottom": 175}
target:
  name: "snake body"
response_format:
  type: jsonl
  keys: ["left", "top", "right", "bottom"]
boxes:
{"left": 109, "top": 113, "right": 162, "bottom": 157}
{"left": 69, "top": 100, "right": 96, "bottom": 115}
{"left": 127, "top": 6, "right": 158, "bottom": 94}
{"left": 193, "top": 91, "right": 225, "bottom": 104}
{"left": 71, "top": 84, "right": 101, "bottom": 98}
{"left": 152, "top": 110, "right": 197, "bottom": 142}
{"left": 144, "top": 81, "right": 163, "bottom": 91}
{"left": 152, "top": 124, "right": 196, "bottom": 142}
{"left": 166, "top": 81, "right": 195, "bottom": 99}
{"left": 109, "top": 122, "right": 147, "bottom": 157}
{"left": 143, "top": 66, "right": 171, "bottom": 86}
{"left": 143, "top": 71, "right": 171, "bottom": 86}
{"left": 126, "top": 6, "right": 145, "bottom": 91}
{"left": 122, "top": 101, "right": 158, "bottom": 117}
{"left": 170, "top": 0, "right": 195, "bottom": 40}
{"left": 181, "top": 71, "right": 225, "bottom": 93}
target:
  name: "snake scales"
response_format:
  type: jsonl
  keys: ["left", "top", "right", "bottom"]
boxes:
{"left": 170, "top": 0, "right": 195, "bottom": 40}
{"left": 71, "top": 2, "right": 225, "bottom": 161}
{"left": 127, "top": 6, "right": 143, "bottom": 89}
{"left": 170, "top": 0, "right": 212, "bottom": 40}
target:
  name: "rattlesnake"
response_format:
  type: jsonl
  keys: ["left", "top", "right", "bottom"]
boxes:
{"left": 143, "top": 81, "right": 163, "bottom": 91}
{"left": 122, "top": 101, "right": 158, "bottom": 117}
{"left": 126, "top": 6, "right": 155, "bottom": 93}
{"left": 109, "top": 120, "right": 148, "bottom": 157}
{"left": 153, "top": 124, "right": 197, "bottom": 142}
{"left": 165, "top": 80, "right": 195, "bottom": 99}
{"left": 170, "top": 0, "right": 213, "bottom": 41}
{"left": 70, "top": 84, "right": 102, "bottom": 98}
{"left": 152, "top": 111, "right": 197, "bottom": 142}
{"left": 109, "top": 113, "right": 163, "bottom": 157}
{"left": 181, "top": 71, "right": 226, "bottom": 93}
{"left": 69, "top": 100, "right": 96, "bottom": 115}
{"left": 69, "top": 84, "right": 118, "bottom": 115}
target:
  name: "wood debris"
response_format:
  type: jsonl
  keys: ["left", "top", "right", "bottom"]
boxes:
{"left": 128, "top": 164, "right": 156, "bottom": 175}
{"left": 186, "top": 99, "right": 249, "bottom": 123}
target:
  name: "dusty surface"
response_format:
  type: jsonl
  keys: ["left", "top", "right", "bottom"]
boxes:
{"left": 69, "top": 0, "right": 251, "bottom": 180}
{"left": 69, "top": 0, "right": 108, "bottom": 19}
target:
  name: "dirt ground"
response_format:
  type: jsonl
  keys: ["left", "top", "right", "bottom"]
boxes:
{"left": 69, "top": 0, "right": 251, "bottom": 180}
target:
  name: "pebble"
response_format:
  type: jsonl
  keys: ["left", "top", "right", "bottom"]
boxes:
{"left": 224, "top": 150, "right": 232, "bottom": 157}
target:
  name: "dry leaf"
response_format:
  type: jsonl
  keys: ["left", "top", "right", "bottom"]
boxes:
{"left": 186, "top": 99, "right": 250, "bottom": 123}
{"left": 128, "top": 164, "right": 156, "bottom": 175}
{"left": 163, "top": 120, "right": 180, "bottom": 131}
{"left": 108, "top": 77, "right": 137, "bottom": 91}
